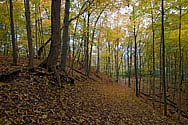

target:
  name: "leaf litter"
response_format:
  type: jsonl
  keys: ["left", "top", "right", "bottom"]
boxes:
{"left": 0, "top": 56, "right": 182, "bottom": 124}
{"left": 0, "top": 73, "right": 180, "bottom": 124}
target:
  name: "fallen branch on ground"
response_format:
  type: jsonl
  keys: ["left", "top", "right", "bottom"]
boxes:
{"left": 0, "top": 68, "right": 21, "bottom": 82}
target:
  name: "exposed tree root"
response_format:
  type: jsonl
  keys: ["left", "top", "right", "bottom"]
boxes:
{"left": 0, "top": 68, "right": 21, "bottom": 82}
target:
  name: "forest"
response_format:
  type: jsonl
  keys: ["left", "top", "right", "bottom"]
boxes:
{"left": 0, "top": 0, "right": 188, "bottom": 124}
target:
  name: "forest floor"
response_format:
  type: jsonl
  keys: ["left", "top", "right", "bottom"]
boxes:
{"left": 0, "top": 56, "right": 186, "bottom": 124}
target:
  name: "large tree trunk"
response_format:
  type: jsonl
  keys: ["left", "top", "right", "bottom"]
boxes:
{"left": 24, "top": 0, "right": 34, "bottom": 67}
{"left": 38, "top": 1, "right": 94, "bottom": 62}
{"left": 46, "top": 0, "right": 61, "bottom": 71}
{"left": 61, "top": 0, "right": 70, "bottom": 71}
{"left": 9, "top": 0, "right": 18, "bottom": 65}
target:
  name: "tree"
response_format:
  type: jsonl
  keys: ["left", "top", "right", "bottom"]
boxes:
{"left": 133, "top": 6, "right": 139, "bottom": 97}
{"left": 127, "top": 39, "right": 131, "bottom": 88}
{"left": 46, "top": 0, "right": 61, "bottom": 71}
{"left": 84, "top": 8, "right": 91, "bottom": 76}
{"left": 9, "top": 0, "right": 18, "bottom": 65}
{"left": 150, "top": 0, "right": 156, "bottom": 108}
{"left": 161, "top": 0, "right": 167, "bottom": 116}
{"left": 96, "top": 23, "right": 101, "bottom": 73}
{"left": 24, "top": 0, "right": 34, "bottom": 67}
{"left": 61, "top": 0, "right": 70, "bottom": 71}
{"left": 178, "top": 1, "right": 182, "bottom": 120}
{"left": 89, "top": 6, "right": 106, "bottom": 75}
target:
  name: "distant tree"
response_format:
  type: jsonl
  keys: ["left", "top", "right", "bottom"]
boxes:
{"left": 150, "top": 0, "right": 156, "bottom": 107}
{"left": 132, "top": 6, "right": 139, "bottom": 96}
{"left": 127, "top": 41, "right": 131, "bottom": 88}
{"left": 84, "top": 8, "right": 91, "bottom": 76}
{"left": 96, "top": 25, "right": 101, "bottom": 73}
{"left": 89, "top": 7, "right": 106, "bottom": 75}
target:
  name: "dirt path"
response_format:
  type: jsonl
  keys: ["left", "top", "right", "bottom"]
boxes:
{"left": 62, "top": 82, "right": 176, "bottom": 124}
{"left": 1, "top": 79, "right": 178, "bottom": 124}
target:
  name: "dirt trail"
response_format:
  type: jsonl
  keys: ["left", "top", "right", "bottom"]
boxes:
{"left": 66, "top": 81, "right": 175, "bottom": 124}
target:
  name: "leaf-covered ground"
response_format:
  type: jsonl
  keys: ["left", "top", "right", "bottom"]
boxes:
{"left": 0, "top": 77, "right": 179, "bottom": 124}
{"left": 0, "top": 56, "right": 182, "bottom": 124}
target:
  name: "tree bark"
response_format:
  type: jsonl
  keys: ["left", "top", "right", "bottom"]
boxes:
{"left": 138, "top": 40, "right": 142, "bottom": 94}
{"left": 96, "top": 28, "right": 101, "bottom": 72}
{"left": 46, "top": 0, "right": 61, "bottom": 71}
{"left": 61, "top": 0, "right": 70, "bottom": 71}
{"left": 133, "top": 6, "right": 139, "bottom": 97}
{"left": 35, "top": 4, "right": 38, "bottom": 59}
{"left": 161, "top": 0, "right": 167, "bottom": 116}
{"left": 84, "top": 12, "right": 90, "bottom": 76}
{"left": 151, "top": 0, "right": 155, "bottom": 107}
{"left": 115, "top": 39, "right": 119, "bottom": 82}
{"left": 24, "top": 0, "right": 34, "bottom": 67}
{"left": 9, "top": 0, "right": 18, "bottom": 65}
{"left": 127, "top": 43, "right": 131, "bottom": 88}
{"left": 178, "top": 3, "right": 183, "bottom": 120}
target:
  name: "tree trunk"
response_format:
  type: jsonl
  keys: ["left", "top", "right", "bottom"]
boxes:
{"left": 38, "top": 5, "right": 46, "bottom": 59}
{"left": 134, "top": 32, "right": 138, "bottom": 96}
{"left": 46, "top": 0, "right": 61, "bottom": 71}
{"left": 84, "top": 12, "right": 90, "bottom": 76}
{"left": 61, "top": 0, "right": 70, "bottom": 71}
{"left": 130, "top": 40, "right": 133, "bottom": 88}
{"left": 173, "top": 53, "right": 177, "bottom": 102}
{"left": 37, "top": 1, "right": 93, "bottom": 60}
{"left": 159, "top": 32, "right": 162, "bottom": 109}
{"left": 127, "top": 43, "right": 131, "bottom": 88}
{"left": 151, "top": 0, "right": 155, "bottom": 107}
{"left": 108, "top": 40, "right": 111, "bottom": 76}
{"left": 24, "top": 0, "right": 34, "bottom": 67}
{"left": 115, "top": 40, "right": 119, "bottom": 83}
{"left": 139, "top": 41, "right": 142, "bottom": 94}
{"left": 89, "top": 8, "right": 106, "bottom": 74}
{"left": 9, "top": 0, "right": 18, "bottom": 65}
{"left": 71, "top": 18, "right": 79, "bottom": 75}
{"left": 96, "top": 30, "right": 101, "bottom": 72}
{"left": 133, "top": 6, "right": 139, "bottom": 97}
{"left": 178, "top": 3, "right": 182, "bottom": 120}
{"left": 35, "top": 4, "right": 38, "bottom": 59}
{"left": 161, "top": 0, "right": 167, "bottom": 116}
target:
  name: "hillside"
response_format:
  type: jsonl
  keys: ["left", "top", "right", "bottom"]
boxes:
{"left": 0, "top": 56, "right": 186, "bottom": 124}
